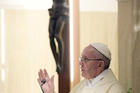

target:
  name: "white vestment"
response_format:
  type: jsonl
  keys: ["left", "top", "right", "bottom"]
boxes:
{"left": 70, "top": 69, "right": 125, "bottom": 93}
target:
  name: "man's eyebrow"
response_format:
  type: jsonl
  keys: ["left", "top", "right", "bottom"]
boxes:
{"left": 81, "top": 55, "right": 87, "bottom": 58}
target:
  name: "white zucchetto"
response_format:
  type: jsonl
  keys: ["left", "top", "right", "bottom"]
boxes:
{"left": 90, "top": 43, "right": 111, "bottom": 60}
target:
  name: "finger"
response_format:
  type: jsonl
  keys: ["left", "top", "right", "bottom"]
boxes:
{"left": 40, "top": 69, "right": 44, "bottom": 78}
{"left": 51, "top": 75, "right": 54, "bottom": 83}
{"left": 39, "top": 69, "right": 44, "bottom": 80}
{"left": 44, "top": 69, "right": 49, "bottom": 78}
{"left": 44, "top": 69, "right": 50, "bottom": 82}
{"left": 38, "top": 71, "right": 43, "bottom": 80}
{"left": 42, "top": 69, "right": 46, "bottom": 80}
{"left": 37, "top": 78, "right": 41, "bottom": 86}
{"left": 51, "top": 75, "right": 54, "bottom": 85}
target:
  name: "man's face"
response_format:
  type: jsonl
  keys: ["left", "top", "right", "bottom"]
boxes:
{"left": 79, "top": 45, "right": 104, "bottom": 79}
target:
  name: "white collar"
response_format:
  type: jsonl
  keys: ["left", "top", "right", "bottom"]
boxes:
{"left": 85, "top": 69, "right": 110, "bottom": 88}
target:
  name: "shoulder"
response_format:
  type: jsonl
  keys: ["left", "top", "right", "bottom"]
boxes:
{"left": 99, "top": 69, "right": 125, "bottom": 93}
{"left": 108, "top": 82, "right": 125, "bottom": 93}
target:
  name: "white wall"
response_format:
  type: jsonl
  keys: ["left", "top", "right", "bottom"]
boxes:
{"left": 80, "top": 0, "right": 118, "bottom": 12}
{"left": 0, "top": 0, "right": 52, "bottom": 9}
{"left": 0, "top": 0, "right": 118, "bottom": 11}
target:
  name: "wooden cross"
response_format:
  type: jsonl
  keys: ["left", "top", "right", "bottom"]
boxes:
{"left": 48, "top": 0, "right": 80, "bottom": 93}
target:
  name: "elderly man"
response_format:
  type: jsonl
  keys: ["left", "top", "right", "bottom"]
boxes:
{"left": 37, "top": 43, "right": 124, "bottom": 93}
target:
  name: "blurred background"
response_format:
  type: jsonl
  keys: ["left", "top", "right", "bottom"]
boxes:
{"left": 0, "top": 0, "right": 140, "bottom": 93}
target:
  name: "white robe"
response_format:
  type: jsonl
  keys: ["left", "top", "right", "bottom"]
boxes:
{"left": 70, "top": 69, "right": 125, "bottom": 93}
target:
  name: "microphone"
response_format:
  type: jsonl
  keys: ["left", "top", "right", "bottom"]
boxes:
{"left": 41, "top": 79, "right": 46, "bottom": 93}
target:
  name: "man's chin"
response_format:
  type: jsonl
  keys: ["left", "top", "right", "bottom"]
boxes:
{"left": 82, "top": 73, "right": 87, "bottom": 79}
{"left": 82, "top": 73, "right": 91, "bottom": 79}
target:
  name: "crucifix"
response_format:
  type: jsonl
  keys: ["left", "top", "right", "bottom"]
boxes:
{"left": 48, "top": 0, "right": 71, "bottom": 93}
{"left": 48, "top": 0, "right": 69, "bottom": 75}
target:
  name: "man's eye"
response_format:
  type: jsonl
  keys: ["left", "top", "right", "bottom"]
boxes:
{"left": 81, "top": 58, "right": 86, "bottom": 61}
{"left": 84, "top": 58, "right": 88, "bottom": 61}
{"left": 82, "top": 58, "right": 85, "bottom": 61}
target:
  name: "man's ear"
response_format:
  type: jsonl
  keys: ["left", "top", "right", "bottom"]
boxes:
{"left": 99, "top": 61, "right": 105, "bottom": 68}
{"left": 97, "top": 61, "right": 105, "bottom": 73}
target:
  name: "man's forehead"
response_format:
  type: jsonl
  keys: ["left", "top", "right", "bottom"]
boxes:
{"left": 82, "top": 45, "right": 92, "bottom": 51}
{"left": 81, "top": 45, "right": 97, "bottom": 57}
{"left": 84, "top": 45, "right": 95, "bottom": 51}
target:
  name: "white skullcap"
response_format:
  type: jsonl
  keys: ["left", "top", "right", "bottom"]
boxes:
{"left": 90, "top": 43, "right": 111, "bottom": 60}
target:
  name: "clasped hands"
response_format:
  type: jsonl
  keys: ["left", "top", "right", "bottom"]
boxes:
{"left": 37, "top": 69, "right": 55, "bottom": 93}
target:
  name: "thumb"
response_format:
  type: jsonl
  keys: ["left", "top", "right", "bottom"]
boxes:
{"left": 48, "top": 75, "right": 55, "bottom": 88}
{"left": 51, "top": 75, "right": 55, "bottom": 83}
